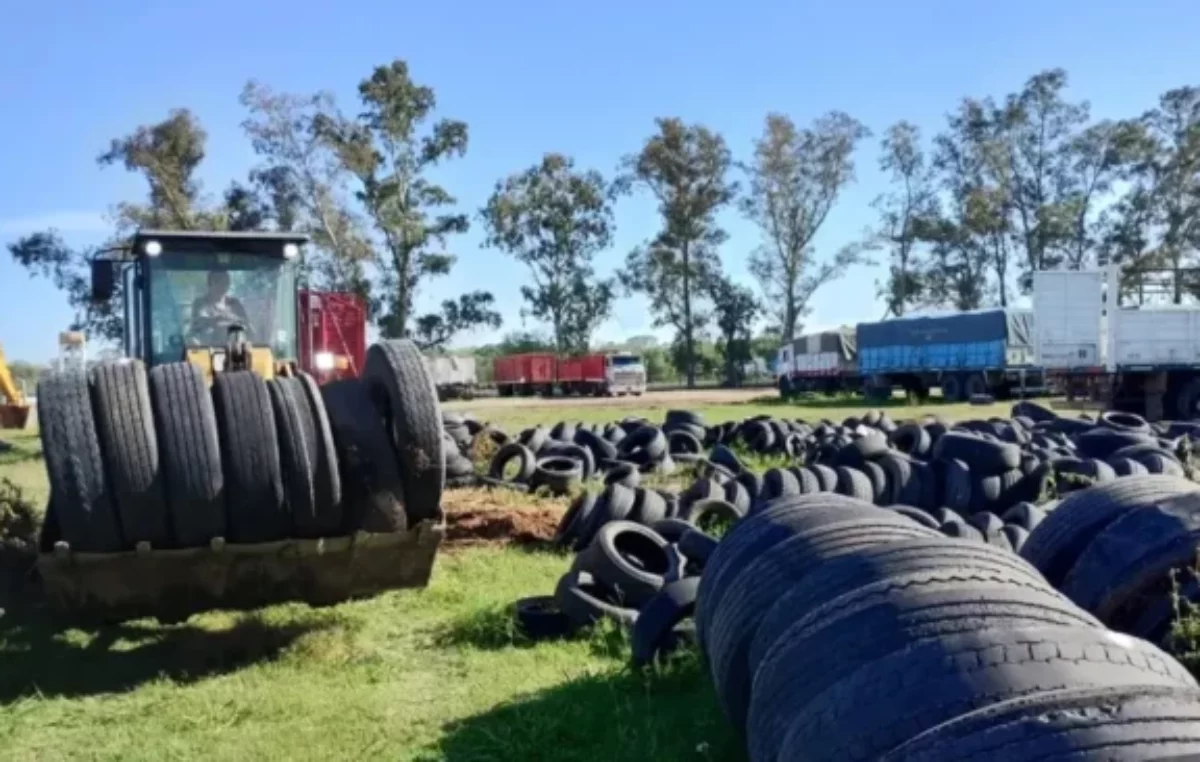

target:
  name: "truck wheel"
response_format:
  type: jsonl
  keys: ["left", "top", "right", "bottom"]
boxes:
{"left": 1175, "top": 377, "right": 1200, "bottom": 419}
{"left": 321, "top": 379, "right": 407, "bottom": 532}
{"left": 941, "top": 374, "right": 964, "bottom": 402}
{"left": 38, "top": 369, "right": 124, "bottom": 552}
{"left": 965, "top": 373, "right": 988, "bottom": 398}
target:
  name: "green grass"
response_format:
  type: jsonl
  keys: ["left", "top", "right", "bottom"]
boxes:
{"left": 449, "top": 393, "right": 1019, "bottom": 434}
{"left": 0, "top": 395, "right": 1052, "bottom": 760}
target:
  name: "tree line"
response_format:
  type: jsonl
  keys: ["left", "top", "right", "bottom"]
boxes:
{"left": 7, "top": 61, "right": 1200, "bottom": 386}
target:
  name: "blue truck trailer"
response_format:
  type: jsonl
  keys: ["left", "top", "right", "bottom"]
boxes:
{"left": 855, "top": 308, "right": 1045, "bottom": 401}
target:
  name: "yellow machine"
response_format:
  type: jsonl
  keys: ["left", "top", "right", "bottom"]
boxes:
{"left": 0, "top": 342, "right": 31, "bottom": 429}
{"left": 91, "top": 230, "right": 309, "bottom": 384}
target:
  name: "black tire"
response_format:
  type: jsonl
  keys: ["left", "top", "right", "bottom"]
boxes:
{"left": 88, "top": 361, "right": 167, "bottom": 547}
{"left": 762, "top": 468, "right": 801, "bottom": 501}
{"left": 773, "top": 624, "right": 1194, "bottom": 762}
{"left": 890, "top": 505, "right": 941, "bottom": 529}
{"left": 880, "top": 685, "right": 1200, "bottom": 762}
{"left": 602, "top": 460, "right": 640, "bottom": 488}
{"left": 514, "top": 595, "right": 574, "bottom": 641}
{"left": 554, "top": 566, "right": 638, "bottom": 629}
{"left": 695, "top": 494, "right": 881, "bottom": 657}
{"left": 578, "top": 520, "right": 672, "bottom": 606}
{"left": 678, "top": 527, "right": 718, "bottom": 566}
{"left": 488, "top": 442, "right": 536, "bottom": 482}
{"left": 651, "top": 517, "right": 696, "bottom": 543}
{"left": 1108, "top": 455, "right": 1150, "bottom": 476}
{"left": 789, "top": 466, "right": 821, "bottom": 496}
{"left": 834, "top": 466, "right": 873, "bottom": 502}
{"left": 808, "top": 463, "right": 838, "bottom": 493}
{"left": 933, "top": 431, "right": 1021, "bottom": 474}
{"left": 617, "top": 425, "right": 668, "bottom": 465}
{"left": 680, "top": 498, "right": 742, "bottom": 534}
{"left": 631, "top": 578, "right": 700, "bottom": 667}
{"left": 877, "top": 452, "right": 920, "bottom": 505}
{"left": 706, "top": 517, "right": 937, "bottom": 727}
{"left": 745, "top": 538, "right": 1066, "bottom": 683}
{"left": 1100, "top": 409, "right": 1152, "bottom": 434}
{"left": 531, "top": 456, "right": 583, "bottom": 496}
{"left": 293, "top": 371, "right": 343, "bottom": 533}
{"left": 1062, "top": 490, "right": 1200, "bottom": 627}
{"left": 148, "top": 363, "right": 225, "bottom": 547}
{"left": 520, "top": 425, "right": 550, "bottom": 453}
{"left": 554, "top": 492, "right": 597, "bottom": 549}
{"left": 629, "top": 487, "right": 669, "bottom": 526}
{"left": 1020, "top": 475, "right": 1200, "bottom": 587}
{"left": 747, "top": 556, "right": 1095, "bottom": 761}
{"left": 968, "top": 511, "right": 1004, "bottom": 535}
{"left": 1000, "top": 501, "right": 1045, "bottom": 531}
{"left": 1001, "top": 524, "right": 1029, "bottom": 552}
{"left": 38, "top": 369, "right": 124, "bottom": 552}
{"left": 542, "top": 442, "right": 595, "bottom": 481}
{"left": 212, "top": 371, "right": 287, "bottom": 543}
{"left": 362, "top": 339, "right": 444, "bottom": 523}
{"left": 734, "top": 470, "right": 762, "bottom": 502}
{"left": 1011, "top": 400, "right": 1057, "bottom": 423}
{"left": 320, "top": 378, "right": 407, "bottom": 532}
{"left": 268, "top": 377, "right": 322, "bottom": 535}
{"left": 888, "top": 423, "right": 931, "bottom": 458}
{"left": 575, "top": 483, "right": 637, "bottom": 550}
{"left": 666, "top": 429, "right": 703, "bottom": 456}
{"left": 940, "top": 517, "right": 984, "bottom": 541}
{"left": 936, "top": 457, "right": 972, "bottom": 513}
{"left": 941, "top": 374, "right": 964, "bottom": 402}
{"left": 857, "top": 460, "right": 888, "bottom": 505}
{"left": 964, "top": 372, "right": 988, "bottom": 398}
{"left": 722, "top": 480, "right": 752, "bottom": 516}
{"left": 574, "top": 428, "right": 617, "bottom": 462}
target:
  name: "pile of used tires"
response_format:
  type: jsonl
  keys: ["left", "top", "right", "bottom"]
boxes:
{"left": 37, "top": 340, "right": 443, "bottom": 552}
{"left": 698, "top": 491, "right": 1200, "bottom": 761}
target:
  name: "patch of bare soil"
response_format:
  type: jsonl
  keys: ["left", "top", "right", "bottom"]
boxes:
{"left": 443, "top": 507, "right": 562, "bottom": 550}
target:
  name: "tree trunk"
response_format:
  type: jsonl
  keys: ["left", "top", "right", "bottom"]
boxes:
{"left": 682, "top": 241, "right": 695, "bottom": 389}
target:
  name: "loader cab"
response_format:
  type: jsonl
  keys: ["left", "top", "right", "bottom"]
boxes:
{"left": 92, "top": 230, "right": 308, "bottom": 383}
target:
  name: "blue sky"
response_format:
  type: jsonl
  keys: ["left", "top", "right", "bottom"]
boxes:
{"left": 1, "top": 0, "right": 1195, "bottom": 362}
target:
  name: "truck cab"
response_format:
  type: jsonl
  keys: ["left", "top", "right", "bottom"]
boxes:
{"left": 604, "top": 352, "right": 647, "bottom": 396}
{"left": 92, "top": 230, "right": 308, "bottom": 383}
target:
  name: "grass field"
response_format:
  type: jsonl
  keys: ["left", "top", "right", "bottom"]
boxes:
{"left": 0, "top": 393, "right": 1025, "bottom": 761}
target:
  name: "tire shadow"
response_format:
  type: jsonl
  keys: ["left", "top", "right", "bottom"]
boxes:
{"left": 420, "top": 652, "right": 743, "bottom": 762}
{"left": 0, "top": 600, "right": 334, "bottom": 702}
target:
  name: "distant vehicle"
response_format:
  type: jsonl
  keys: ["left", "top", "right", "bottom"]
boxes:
{"left": 493, "top": 351, "right": 647, "bottom": 397}
{"left": 776, "top": 328, "right": 858, "bottom": 398}
{"left": 1033, "top": 264, "right": 1200, "bottom": 420}
{"left": 856, "top": 309, "right": 1044, "bottom": 401}
{"left": 423, "top": 355, "right": 478, "bottom": 400}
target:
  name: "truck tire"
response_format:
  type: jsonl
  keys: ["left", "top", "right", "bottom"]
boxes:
{"left": 880, "top": 685, "right": 1200, "bottom": 762}
{"left": 964, "top": 372, "right": 988, "bottom": 398}
{"left": 363, "top": 340, "right": 444, "bottom": 524}
{"left": 212, "top": 371, "right": 287, "bottom": 543}
{"left": 320, "top": 379, "right": 407, "bottom": 532}
{"left": 1176, "top": 377, "right": 1200, "bottom": 419}
{"left": 88, "top": 360, "right": 168, "bottom": 547}
{"left": 631, "top": 578, "right": 701, "bottom": 667}
{"left": 774, "top": 625, "right": 1195, "bottom": 762}
{"left": 941, "top": 374, "right": 964, "bottom": 402}
{"left": 149, "top": 363, "right": 225, "bottom": 547}
{"left": 38, "top": 369, "right": 124, "bottom": 552}
{"left": 267, "top": 378, "right": 318, "bottom": 536}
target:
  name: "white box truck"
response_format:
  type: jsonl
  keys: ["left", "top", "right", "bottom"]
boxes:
{"left": 1033, "top": 265, "right": 1200, "bottom": 420}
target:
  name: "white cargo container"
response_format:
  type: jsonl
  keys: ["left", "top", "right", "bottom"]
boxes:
{"left": 422, "top": 355, "right": 477, "bottom": 400}
{"left": 1032, "top": 265, "right": 1200, "bottom": 419}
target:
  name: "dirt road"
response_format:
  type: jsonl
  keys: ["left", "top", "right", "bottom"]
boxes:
{"left": 442, "top": 387, "right": 772, "bottom": 411}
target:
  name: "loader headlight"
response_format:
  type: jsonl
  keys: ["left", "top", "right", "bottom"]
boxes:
{"left": 144, "top": 240, "right": 162, "bottom": 257}
{"left": 314, "top": 352, "right": 336, "bottom": 371}
{"left": 283, "top": 243, "right": 300, "bottom": 260}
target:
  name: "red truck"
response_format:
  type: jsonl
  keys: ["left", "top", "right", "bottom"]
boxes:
{"left": 298, "top": 290, "right": 367, "bottom": 383}
{"left": 493, "top": 352, "right": 647, "bottom": 397}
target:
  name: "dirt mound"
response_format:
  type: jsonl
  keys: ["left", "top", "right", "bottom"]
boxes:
{"left": 443, "top": 507, "right": 561, "bottom": 550}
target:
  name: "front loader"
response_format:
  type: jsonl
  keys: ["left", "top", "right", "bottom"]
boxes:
{"left": 35, "top": 230, "right": 445, "bottom": 622}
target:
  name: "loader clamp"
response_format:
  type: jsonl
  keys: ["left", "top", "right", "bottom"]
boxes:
{"left": 35, "top": 338, "right": 445, "bottom": 623}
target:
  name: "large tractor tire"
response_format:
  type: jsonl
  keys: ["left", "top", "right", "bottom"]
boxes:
{"left": 38, "top": 369, "right": 124, "bottom": 552}
{"left": 293, "top": 372, "right": 344, "bottom": 536}
{"left": 148, "top": 363, "right": 225, "bottom": 547}
{"left": 88, "top": 360, "right": 168, "bottom": 547}
{"left": 213, "top": 371, "right": 287, "bottom": 543}
{"left": 363, "top": 340, "right": 444, "bottom": 524}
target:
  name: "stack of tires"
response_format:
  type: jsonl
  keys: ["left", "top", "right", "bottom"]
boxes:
{"left": 696, "top": 492, "right": 1200, "bottom": 761}
{"left": 1021, "top": 474, "right": 1200, "bottom": 646}
{"left": 37, "top": 339, "right": 443, "bottom": 553}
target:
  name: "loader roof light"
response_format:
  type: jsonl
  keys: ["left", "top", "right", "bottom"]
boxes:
{"left": 283, "top": 243, "right": 300, "bottom": 260}
{"left": 144, "top": 240, "right": 162, "bottom": 257}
